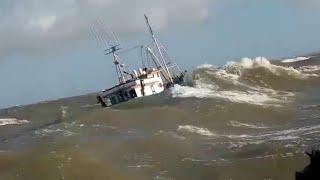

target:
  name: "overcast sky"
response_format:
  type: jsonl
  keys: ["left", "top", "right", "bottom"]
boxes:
{"left": 1, "top": 0, "right": 320, "bottom": 58}
{"left": 0, "top": 0, "right": 210, "bottom": 57}
{"left": 1, "top": 0, "right": 320, "bottom": 108}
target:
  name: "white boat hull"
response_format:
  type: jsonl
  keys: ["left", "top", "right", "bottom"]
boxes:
{"left": 97, "top": 72, "right": 164, "bottom": 107}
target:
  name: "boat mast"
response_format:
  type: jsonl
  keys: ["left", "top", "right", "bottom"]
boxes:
{"left": 144, "top": 14, "right": 173, "bottom": 83}
{"left": 90, "top": 19, "right": 127, "bottom": 85}
{"left": 106, "top": 45, "right": 126, "bottom": 84}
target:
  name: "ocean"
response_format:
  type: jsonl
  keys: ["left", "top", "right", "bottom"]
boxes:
{"left": 0, "top": 55, "right": 320, "bottom": 180}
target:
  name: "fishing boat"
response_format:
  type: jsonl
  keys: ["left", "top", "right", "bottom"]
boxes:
{"left": 93, "top": 15, "right": 185, "bottom": 107}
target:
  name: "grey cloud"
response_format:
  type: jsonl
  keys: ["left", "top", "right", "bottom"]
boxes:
{"left": 0, "top": 0, "right": 209, "bottom": 57}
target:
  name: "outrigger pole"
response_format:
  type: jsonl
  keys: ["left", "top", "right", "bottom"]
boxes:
{"left": 144, "top": 14, "right": 174, "bottom": 83}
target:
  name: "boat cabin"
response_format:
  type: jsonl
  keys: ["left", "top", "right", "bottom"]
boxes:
{"left": 97, "top": 68, "right": 164, "bottom": 107}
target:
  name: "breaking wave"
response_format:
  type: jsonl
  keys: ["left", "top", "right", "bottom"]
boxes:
{"left": 281, "top": 56, "right": 310, "bottom": 63}
{"left": 177, "top": 125, "right": 216, "bottom": 137}
{"left": 228, "top": 120, "right": 270, "bottom": 129}
{"left": 0, "top": 118, "right": 29, "bottom": 126}
{"left": 171, "top": 57, "right": 319, "bottom": 106}
{"left": 222, "top": 57, "right": 317, "bottom": 80}
{"left": 171, "top": 84, "right": 286, "bottom": 106}
{"left": 297, "top": 65, "right": 320, "bottom": 73}
{"left": 176, "top": 124, "right": 320, "bottom": 149}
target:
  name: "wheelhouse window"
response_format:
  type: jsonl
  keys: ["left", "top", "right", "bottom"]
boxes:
{"left": 129, "top": 89, "right": 137, "bottom": 98}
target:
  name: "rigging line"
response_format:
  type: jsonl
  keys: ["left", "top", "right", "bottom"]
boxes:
{"left": 112, "top": 31, "right": 121, "bottom": 45}
{"left": 89, "top": 25, "right": 100, "bottom": 48}
{"left": 114, "top": 52, "right": 130, "bottom": 73}
{"left": 95, "top": 19, "right": 108, "bottom": 43}
{"left": 146, "top": 47, "right": 171, "bottom": 82}
{"left": 143, "top": 46, "right": 150, "bottom": 68}
{"left": 95, "top": 20, "right": 111, "bottom": 49}
{"left": 159, "top": 43, "right": 182, "bottom": 72}
{"left": 92, "top": 22, "right": 108, "bottom": 50}
{"left": 146, "top": 47, "right": 151, "bottom": 67}
{"left": 90, "top": 24, "right": 106, "bottom": 51}
{"left": 91, "top": 21, "right": 104, "bottom": 46}
{"left": 140, "top": 45, "right": 145, "bottom": 68}
{"left": 117, "top": 45, "right": 140, "bottom": 54}
{"left": 97, "top": 19, "right": 118, "bottom": 47}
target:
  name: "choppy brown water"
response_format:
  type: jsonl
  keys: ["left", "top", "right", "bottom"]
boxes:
{"left": 0, "top": 56, "right": 320, "bottom": 180}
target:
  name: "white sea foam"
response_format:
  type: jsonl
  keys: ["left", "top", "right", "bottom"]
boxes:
{"left": 171, "top": 84, "right": 285, "bottom": 107}
{"left": 0, "top": 118, "right": 29, "bottom": 126}
{"left": 297, "top": 65, "right": 320, "bottom": 73}
{"left": 227, "top": 57, "right": 271, "bottom": 69}
{"left": 174, "top": 57, "right": 318, "bottom": 106}
{"left": 223, "top": 57, "right": 271, "bottom": 75}
{"left": 270, "top": 135, "right": 299, "bottom": 141}
{"left": 35, "top": 128, "right": 75, "bottom": 137}
{"left": 200, "top": 57, "right": 318, "bottom": 82}
{"left": 281, "top": 56, "right": 310, "bottom": 63}
{"left": 60, "top": 106, "right": 68, "bottom": 118}
{"left": 225, "top": 57, "right": 312, "bottom": 79}
{"left": 207, "top": 69, "right": 240, "bottom": 81}
{"left": 228, "top": 120, "right": 270, "bottom": 129}
{"left": 177, "top": 125, "right": 215, "bottom": 137}
{"left": 81, "top": 104, "right": 101, "bottom": 108}
{"left": 176, "top": 123, "right": 320, "bottom": 151}
{"left": 197, "top": 63, "right": 216, "bottom": 69}
{"left": 221, "top": 124, "right": 320, "bottom": 143}
{"left": 177, "top": 124, "right": 320, "bottom": 145}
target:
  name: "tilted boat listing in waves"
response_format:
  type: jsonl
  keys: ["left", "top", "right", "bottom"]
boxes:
{"left": 91, "top": 15, "right": 186, "bottom": 107}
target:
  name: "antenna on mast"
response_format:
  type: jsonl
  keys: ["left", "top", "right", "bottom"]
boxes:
{"left": 90, "top": 19, "right": 127, "bottom": 84}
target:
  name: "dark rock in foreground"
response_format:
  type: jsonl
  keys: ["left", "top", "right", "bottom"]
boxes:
{"left": 296, "top": 150, "right": 320, "bottom": 180}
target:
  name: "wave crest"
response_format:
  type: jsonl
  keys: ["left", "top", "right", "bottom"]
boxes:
{"left": 0, "top": 118, "right": 29, "bottom": 126}
{"left": 171, "top": 57, "right": 319, "bottom": 106}
{"left": 228, "top": 120, "right": 270, "bottom": 129}
{"left": 224, "top": 57, "right": 312, "bottom": 79}
{"left": 177, "top": 125, "right": 216, "bottom": 137}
